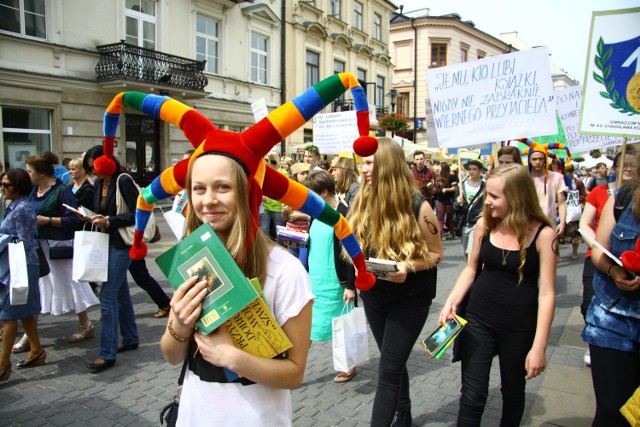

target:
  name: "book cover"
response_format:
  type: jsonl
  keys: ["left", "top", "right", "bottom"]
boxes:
{"left": 421, "top": 315, "right": 467, "bottom": 359}
{"left": 63, "top": 203, "right": 97, "bottom": 219}
{"left": 155, "top": 223, "right": 259, "bottom": 334}
{"left": 276, "top": 225, "right": 309, "bottom": 248}
{"left": 365, "top": 258, "right": 399, "bottom": 280}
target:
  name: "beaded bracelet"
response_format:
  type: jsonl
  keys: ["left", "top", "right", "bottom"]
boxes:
{"left": 168, "top": 319, "right": 192, "bottom": 343}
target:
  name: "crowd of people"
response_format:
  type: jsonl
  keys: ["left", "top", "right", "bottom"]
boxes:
{"left": 1, "top": 137, "right": 639, "bottom": 427}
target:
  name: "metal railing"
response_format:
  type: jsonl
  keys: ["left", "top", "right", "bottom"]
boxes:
{"left": 332, "top": 99, "right": 387, "bottom": 115}
{"left": 95, "top": 41, "right": 208, "bottom": 91}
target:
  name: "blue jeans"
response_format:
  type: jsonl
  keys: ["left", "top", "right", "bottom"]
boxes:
{"left": 260, "top": 210, "right": 283, "bottom": 240}
{"left": 98, "top": 246, "right": 138, "bottom": 361}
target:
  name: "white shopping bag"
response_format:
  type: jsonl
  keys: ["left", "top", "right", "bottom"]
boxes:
{"left": 565, "top": 189, "right": 582, "bottom": 224}
{"left": 332, "top": 304, "right": 369, "bottom": 372}
{"left": 163, "top": 209, "right": 186, "bottom": 241}
{"left": 72, "top": 228, "right": 109, "bottom": 282}
{"left": 8, "top": 240, "right": 29, "bottom": 305}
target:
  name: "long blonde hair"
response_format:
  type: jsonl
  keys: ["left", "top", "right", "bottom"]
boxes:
{"left": 184, "top": 154, "right": 271, "bottom": 284}
{"left": 483, "top": 164, "right": 552, "bottom": 283}
{"left": 348, "top": 137, "right": 433, "bottom": 269}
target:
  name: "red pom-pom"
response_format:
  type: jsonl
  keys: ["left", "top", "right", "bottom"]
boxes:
{"left": 621, "top": 251, "right": 640, "bottom": 273}
{"left": 129, "top": 243, "right": 148, "bottom": 261}
{"left": 94, "top": 156, "right": 117, "bottom": 177}
{"left": 353, "top": 136, "right": 378, "bottom": 158}
{"left": 355, "top": 271, "right": 376, "bottom": 291}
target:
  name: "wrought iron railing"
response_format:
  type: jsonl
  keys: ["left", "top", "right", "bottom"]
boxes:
{"left": 95, "top": 41, "right": 208, "bottom": 91}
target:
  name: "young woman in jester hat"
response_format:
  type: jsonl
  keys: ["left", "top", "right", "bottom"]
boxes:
{"left": 96, "top": 72, "right": 379, "bottom": 426}
{"left": 582, "top": 156, "right": 640, "bottom": 426}
{"left": 348, "top": 137, "right": 443, "bottom": 426}
{"left": 440, "top": 164, "right": 557, "bottom": 426}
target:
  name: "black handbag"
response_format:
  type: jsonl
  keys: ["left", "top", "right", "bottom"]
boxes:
{"left": 160, "top": 359, "right": 188, "bottom": 426}
{"left": 36, "top": 241, "right": 50, "bottom": 277}
{"left": 49, "top": 245, "right": 74, "bottom": 260}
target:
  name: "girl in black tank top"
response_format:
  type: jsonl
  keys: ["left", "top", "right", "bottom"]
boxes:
{"left": 438, "top": 164, "right": 558, "bottom": 427}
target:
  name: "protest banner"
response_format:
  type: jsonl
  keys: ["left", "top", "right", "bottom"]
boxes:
{"left": 312, "top": 111, "right": 360, "bottom": 154}
{"left": 558, "top": 85, "right": 627, "bottom": 152}
{"left": 580, "top": 7, "right": 640, "bottom": 138}
{"left": 426, "top": 47, "right": 556, "bottom": 148}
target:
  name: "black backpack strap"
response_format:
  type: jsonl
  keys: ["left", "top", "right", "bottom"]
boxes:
{"left": 614, "top": 185, "right": 633, "bottom": 223}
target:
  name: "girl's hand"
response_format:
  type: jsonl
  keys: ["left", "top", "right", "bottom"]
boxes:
{"left": 193, "top": 326, "right": 239, "bottom": 369}
{"left": 343, "top": 289, "right": 356, "bottom": 303}
{"left": 610, "top": 266, "right": 640, "bottom": 292}
{"left": 438, "top": 301, "right": 457, "bottom": 325}
{"left": 385, "top": 262, "right": 409, "bottom": 284}
{"left": 91, "top": 214, "right": 109, "bottom": 229}
{"left": 170, "top": 277, "right": 208, "bottom": 333}
{"left": 525, "top": 347, "right": 547, "bottom": 380}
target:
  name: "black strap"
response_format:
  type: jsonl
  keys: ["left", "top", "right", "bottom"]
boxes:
{"left": 178, "top": 358, "right": 188, "bottom": 386}
{"left": 464, "top": 181, "right": 485, "bottom": 222}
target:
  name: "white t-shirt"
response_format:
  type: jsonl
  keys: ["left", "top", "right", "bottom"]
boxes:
{"left": 177, "top": 246, "right": 314, "bottom": 427}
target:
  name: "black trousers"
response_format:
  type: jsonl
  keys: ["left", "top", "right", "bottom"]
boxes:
{"left": 363, "top": 302, "right": 431, "bottom": 426}
{"left": 581, "top": 256, "right": 596, "bottom": 320}
{"left": 128, "top": 258, "right": 171, "bottom": 309}
{"left": 590, "top": 344, "right": 640, "bottom": 426}
{"left": 457, "top": 315, "right": 535, "bottom": 427}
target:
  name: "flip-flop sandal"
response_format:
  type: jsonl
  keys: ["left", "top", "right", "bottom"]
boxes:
{"left": 154, "top": 306, "right": 170, "bottom": 318}
{"left": 333, "top": 368, "right": 357, "bottom": 383}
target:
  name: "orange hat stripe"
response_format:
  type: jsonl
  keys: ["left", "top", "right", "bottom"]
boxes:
{"left": 334, "top": 216, "right": 351, "bottom": 240}
{"left": 159, "top": 169, "right": 182, "bottom": 194}
{"left": 268, "top": 103, "right": 306, "bottom": 138}
{"left": 159, "top": 99, "right": 193, "bottom": 129}
{"left": 136, "top": 195, "right": 155, "bottom": 211}
{"left": 106, "top": 93, "right": 124, "bottom": 114}
{"left": 281, "top": 181, "right": 309, "bottom": 210}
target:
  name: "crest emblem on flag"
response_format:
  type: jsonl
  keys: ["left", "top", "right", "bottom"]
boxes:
{"left": 593, "top": 35, "right": 640, "bottom": 115}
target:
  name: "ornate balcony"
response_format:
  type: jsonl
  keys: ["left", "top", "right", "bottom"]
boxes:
{"left": 332, "top": 99, "right": 387, "bottom": 116}
{"left": 95, "top": 41, "right": 208, "bottom": 92}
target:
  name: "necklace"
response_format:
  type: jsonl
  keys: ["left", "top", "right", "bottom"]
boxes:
{"left": 501, "top": 227, "right": 511, "bottom": 266}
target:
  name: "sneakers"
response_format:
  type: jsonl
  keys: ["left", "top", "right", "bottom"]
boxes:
{"left": 584, "top": 349, "right": 591, "bottom": 367}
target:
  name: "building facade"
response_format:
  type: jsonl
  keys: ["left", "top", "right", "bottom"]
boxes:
{"left": 284, "top": 0, "right": 397, "bottom": 151}
{"left": 0, "top": 0, "right": 283, "bottom": 186}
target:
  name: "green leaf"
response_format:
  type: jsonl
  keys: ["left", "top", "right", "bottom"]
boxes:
{"left": 597, "top": 37, "right": 604, "bottom": 53}
{"left": 595, "top": 56, "right": 603, "bottom": 70}
{"left": 593, "top": 73, "right": 604, "bottom": 84}
{"left": 599, "top": 91, "right": 611, "bottom": 99}
{"left": 604, "top": 64, "right": 611, "bottom": 78}
{"left": 602, "top": 47, "right": 612, "bottom": 62}
{"left": 612, "top": 90, "right": 618, "bottom": 103}
{"left": 606, "top": 78, "right": 614, "bottom": 92}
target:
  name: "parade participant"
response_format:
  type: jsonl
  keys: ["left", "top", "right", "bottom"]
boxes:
{"left": 0, "top": 169, "right": 45, "bottom": 380}
{"left": 562, "top": 164, "right": 586, "bottom": 260}
{"left": 304, "top": 145, "right": 323, "bottom": 171}
{"left": 349, "top": 137, "right": 442, "bottom": 426}
{"left": 496, "top": 145, "right": 523, "bottom": 166}
{"left": 97, "top": 73, "right": 379, "bottom": 426}
{"left": 434, "top": 161, "right": 459, "bottom": 240}
{"left": 20, "top": 152, "right": 98, "bottom": 352}
{"left": 304, "top": 170, "right": 358, "bottom": 382}
{"left": 522, "top": 140, "right": 567, "bottom": 236}
{"left": 330, "top": 156, "right": 359, "bottom": 208}
{"left": 83, "top": 145, "right": 139, "bottom": 372}
{"left": 582, "top": 162, "right": 640, "bottom": 426}
{"left": 282, "top": 163, "right": 312, "bottom": 269}
{"left": 588, "top": 162, "right": 609, "bottom": 191}
{"left": 411, "top": 151, "right": 436, "bottom": 207}
{"left": 260, "top": 159, "right": 284, "bottom": 240}
{"left": 280, "top": 156, "right": 293, "bottom": 177}
{"left": 579, "top": 151, "right": 638, "bottom": 367}
{"left": 440, "top": 164, "right": 557, "bottom": 426}
{"left": 454, "top": 159, "right": 486, "bottom": 262}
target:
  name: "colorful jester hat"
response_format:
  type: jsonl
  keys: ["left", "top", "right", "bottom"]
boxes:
{"left": 98, "top": 72, "right": 378, "bottom": 291}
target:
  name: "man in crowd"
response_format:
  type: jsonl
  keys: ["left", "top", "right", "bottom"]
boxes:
{"left": 528, "top": 149, "right": 567, "bottom": 236}
{"left": 588, "top": 162, "right": 609, "bottom": 191}
{"left": 411, "top": 151, "right": 436, "bottom": 207}
{"left": 454, "top": 159, "right": 486, "bottom": 262}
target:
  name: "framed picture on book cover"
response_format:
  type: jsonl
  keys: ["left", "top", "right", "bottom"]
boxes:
{"left": 180, "top": 250, "right": 226, "bottom": 295}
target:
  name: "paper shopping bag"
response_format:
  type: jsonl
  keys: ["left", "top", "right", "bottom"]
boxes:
{"left": 72, "top": 229, "right": 109, "bottom": 282}
{"left": 332, "top": 304, "right": 369, "bottom": 372}
{"left": 8, "top": 240, "right": 29, "bottom": 305}
{"left": 163, "top": 210, "right": 186, "bottom": 241}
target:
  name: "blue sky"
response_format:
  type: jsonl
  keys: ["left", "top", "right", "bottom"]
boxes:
{"left": 395, "top": 0, "right": 640, "bottom": 83}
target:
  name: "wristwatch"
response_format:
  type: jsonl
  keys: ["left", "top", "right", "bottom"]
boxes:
{"left": 105, "top": 216, "right": 110, "bottom": 229}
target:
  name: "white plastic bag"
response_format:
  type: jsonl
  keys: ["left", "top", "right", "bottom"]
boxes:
{"left": 163, "top": 209, "right": 186, "bottom": 241}
{"left": 332, "top": 303, "right": 369, "bottom": 372}
{"left": 8, "top": 240, "right": 29, "bottom": 305}
{"left": 566, "top": 189, "right": 582, "bottom": 224}
{"left": 72, "top": 227, "right": 109, "bottom": 282}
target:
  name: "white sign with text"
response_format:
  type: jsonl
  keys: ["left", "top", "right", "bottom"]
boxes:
{"left": 426, "top": 48, "right": 557, "bottom": 148}
{"left": 312, "top": 111, "right": 360, "bottom": 154}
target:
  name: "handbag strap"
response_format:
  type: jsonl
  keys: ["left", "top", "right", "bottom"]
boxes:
{"left": 115, "top": 173, "right": 139, "bottom": 215}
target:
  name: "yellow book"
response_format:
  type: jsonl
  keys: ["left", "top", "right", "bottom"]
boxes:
{"left": 224, "top": 279, "right": 292, "bottom": 359}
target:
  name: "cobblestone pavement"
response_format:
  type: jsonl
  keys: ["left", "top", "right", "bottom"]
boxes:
{"left": 0, "top": 214, "right": 593, "bottom": 426}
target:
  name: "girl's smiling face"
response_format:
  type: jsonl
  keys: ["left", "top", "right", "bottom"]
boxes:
{"left": 190, "top": 155, "right": 238, "bottom": 241}
{"left": 484, "top": 176, "right": 509, "bottom": 219}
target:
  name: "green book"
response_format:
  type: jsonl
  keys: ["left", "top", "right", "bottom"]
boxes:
{"left": 155, "top": 223, "right": 259, "bottom": 334}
